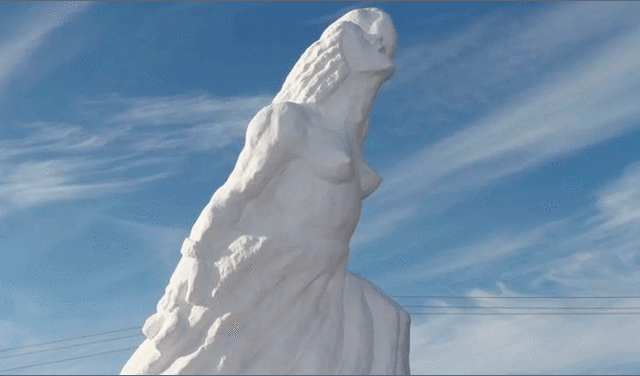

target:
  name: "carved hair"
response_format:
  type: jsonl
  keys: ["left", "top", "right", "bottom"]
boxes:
{"left": 272, "top": 22, "right": 351, "bottom": 105}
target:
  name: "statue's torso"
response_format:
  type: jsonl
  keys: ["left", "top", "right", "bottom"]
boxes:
{"left": 237, "top": 129, "right": 362, "bottom": 247}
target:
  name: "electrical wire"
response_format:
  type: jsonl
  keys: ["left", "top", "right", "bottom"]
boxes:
{"left": 0, "top": 326, "right": 140, "bottom": 354}
{"left": 408, "top": 312, "right": 640, "bottom": 315}
{"left": 3, "top": 295, "right": 639, "bottom": 373}
{"left": 2, "top": 296, "right": 636, "bottom": 354}
{"left": 403, "top": 305, "right": 640, "bottom": 309}
{"left": 393, "top": 295, "right": 640, "bottom": 299}
{"left": 0, "top": 347, "right": 138, "bottom": 374}
{"left": 3, "top": 311, "right": 637, "bottom": 373}
{"left": 0, "top": 333, "right": 143, "bottom": 360}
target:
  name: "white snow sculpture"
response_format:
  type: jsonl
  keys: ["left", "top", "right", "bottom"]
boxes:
{"left": 120, "top": 8, "right": 410, "bottom": 375}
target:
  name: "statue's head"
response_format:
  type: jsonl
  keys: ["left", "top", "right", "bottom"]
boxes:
{"left": 330, "top": 8, "right": 397, "bottom": 63}
{"left": 273, "top": 8, "right": 397, "bottom": 105}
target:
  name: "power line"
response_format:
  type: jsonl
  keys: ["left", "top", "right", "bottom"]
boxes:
{"left": 2, "top": 296, "right": 633, "bottom": 353}
{"left": 393, "top": 295, "right": 640, "bottom": 299}
{"left": 1, "top": 304, "right": 637, "bottom": 373}
{"left": 408, "top": 312, "right": 640, "bottom": 315}
{"left": 403, "top": 305, "right": 640, "bottom": 309}
{"left": 0, "top": 326, "right": 140, "bottom": 354}
{"left": 0, "top": 333, "right": 143, "bottom": 360}
{"left": 0, "top": 346, "right": 138, "bottom": 374}
{"left": 2, "top": 295, "right": 637, "bottom": 373}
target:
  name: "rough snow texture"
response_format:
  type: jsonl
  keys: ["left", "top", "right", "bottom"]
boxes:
{"left": 120, "top": 8, "right": 410, "bottom": 375}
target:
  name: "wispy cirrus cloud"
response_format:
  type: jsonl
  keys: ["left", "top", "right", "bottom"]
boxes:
{"left": 0, "top": 1, "right": 92, "bottom": 91}
{"left": 376, "top": 156, "right": 640, "bottom": 292}
{"left": 0, "top": 290, "right": 153, "bottom": 375}
{"left": 384, "top": 1, "right": 640, "bottom": 128}
{"left": 104, "top": 94, "right": 271, "bottom": 127}
{"left": 381, "top": 157, "right": 640, "bottom": 374}
{"left": 356, "top": 2, "right": 640, "bottom": 248}
{"left": 529, "top": 162, "right": 640, "bottom": 296}
{"left": 0, "top": 154, "right": 172, "bottom": 218}
{"left": 0, "top": 93, "right": 272, "bottom": 218}
{"left": 110, "top": 218, "right": 188, "bottom": 270}
{"left": 351, "top": 204, "right": 418, "bottom": 252}
{"left": 409, "top": 288, "right": 640, "bottom": 374}
{"left": 100, "top": 93, "right": 273, "bottom": 151}
{"left": 381, "top": 2, "right": 640, "bottom": 204}
{"left": 0, "top": 5, "right": 275, "bottom": 219}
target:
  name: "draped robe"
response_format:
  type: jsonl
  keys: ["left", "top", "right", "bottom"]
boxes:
{"left": 120, "top": 101, "right": 410, "bottom": 375}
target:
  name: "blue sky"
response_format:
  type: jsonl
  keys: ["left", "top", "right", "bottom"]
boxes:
{"left": 1, "top": 1, "right": 640, "bottom": 374}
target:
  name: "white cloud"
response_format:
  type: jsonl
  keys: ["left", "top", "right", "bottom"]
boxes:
{"left": 350, "top": 203, "right": 417, "bottom": 252}
{"left": 111, "top": 218, "right": 188, "bottom": 270}
{"left": 381, "top": 21, "right": 640, "bottom": 204}
{"left": 0, "top": 93, "right": 272, "bottom": 217}
{"left": 0, "top": 292, "right": 152, "bottom": 375}
{"left": 0, "top": 156, "right": 172, "bottom": 217}
{"left": 389, "top": 157, "right": 640, "bottom": 373}
{"left": 531, "top": 162, "right": 640, "bottom": 296}
{"left": 378, "top": 155, "right": 640, "bottom": 291}
{"left": 92, "top": 93, "right": 274, "bottom": 151}
{"left": 387, "top": 2, "right": 640, "bottom": 108}
{"left": 399, "top": 231, "right": 543, "bottom": 283}
{"left": 0, "top": 1, "right": 92, "bottom": 90}
{"left": 596, "top": 162, "right": 640, "bottom": 225}
{"left": 106, "top": 94, "right": 271, "bottom": 127}
{"left": 356, "top": 3, "right": 640, "bottom": 248}
{"left": 409, "top": 291, "right": 640, "bottom": 374}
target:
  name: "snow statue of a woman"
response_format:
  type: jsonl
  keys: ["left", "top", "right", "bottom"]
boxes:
{"left": 120, "top": 8, "right": 410, "bottom": 375}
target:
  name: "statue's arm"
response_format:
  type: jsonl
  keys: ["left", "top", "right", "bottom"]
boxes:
{"left": 227, "top": 101, "right": 306, "bottom": 201}
{"left": 189, "top": 102, "right": 305, "bottom": 241}
{"left": 159, "top": 102, "right": 305, "bottom": 308}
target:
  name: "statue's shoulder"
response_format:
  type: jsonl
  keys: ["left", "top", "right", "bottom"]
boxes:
{"left": 269, "top": 101, "right": 311, "bottom": 125}
{"left": 246, "top": 101, "right": 309, "bottom": 148}
{"left": 251, "top": 101, "right": 308, "bottom": 122}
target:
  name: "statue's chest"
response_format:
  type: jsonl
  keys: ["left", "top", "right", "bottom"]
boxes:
{"left": 259, "top": 161, "right": 360, "bottom": 233}
{"left": 275, "top": 161, "right": 356, "bottom": 205}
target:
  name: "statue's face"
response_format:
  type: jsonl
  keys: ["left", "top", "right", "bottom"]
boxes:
{"left": 333, "top": 8, "right": 397, "bottom": 80}
{"left": 339, "top": 21, "right": 395, "bottom": 78}
{"left": 336, "top": 8, "right": 397, "bottom": 58}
